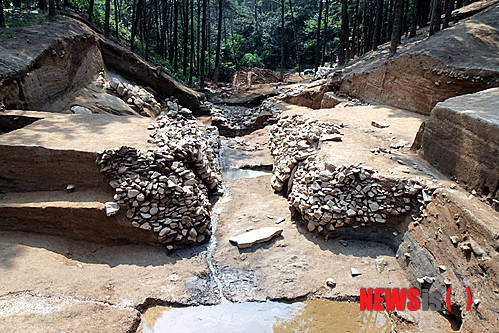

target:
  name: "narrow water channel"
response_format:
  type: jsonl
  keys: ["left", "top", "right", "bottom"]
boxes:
{"left": 137, "top": 139, "right": 392, "bottom": 333}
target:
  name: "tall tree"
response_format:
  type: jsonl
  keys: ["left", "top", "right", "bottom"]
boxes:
{"left": 0, "top": 0, "right": 4, "bottom": 28}
{"left": 213, "top": 0, "right": 223, "bottom": 83}
{"left": 372, "top": 0, "right": 383, "bottom": 49}
{"left": 321, "top": 0, "right": 330, "bottom": 66}
{"left": 429, "top": 0, "right": 441, "bottom": 36}
{"left": 197, "top": 0, "right": 201, "bottom": 77}
{"left": 288, "top": 0, "right": 301, "bottom": 75}
{"left": 183, "top": 0, "right": 190, "bottom": 76}
{"left": 130, "top": 0, "right": 142, "bottom": 50}
{"left": 190, "top": 0, "right": 195, "bottom": 83}
{"left": 443, "top": 0, "right": 453, "bottom": 29}
{"left": 280, "top": 0, "right": 285, "bottom": 80}
{"left": 314, "top": 0, "right": 324, "bottom": 72}
{"left": 114, "top": 0, "right": 120, "bottom": 37}
{"left": 338, "top": 0, "right": 349, "bottom": 64}
{"left": 171, "top": 0, "right": 179, "bottom": 71}
{"left": 350, "top": 0, "right": 360, "bottom": 60}
{"left": 389, "top": 0, "right": 404, "bottom": 56}
{"left": 39, "top": 0, "right": 48, "bottom": 10}
{"left": 49, "top": 0, "right": 56, "bottom": 16}
{"left": 104, "top": 0, "right": 111, "bottom": 38}
{"left": 420, "top": 0, "right": 430, "bottom": 26}
{"left": 200, "top": 0, "right": 208, "bottom": 88}
{"left": 409, "top": 0, "right": 421, "bottom": 37}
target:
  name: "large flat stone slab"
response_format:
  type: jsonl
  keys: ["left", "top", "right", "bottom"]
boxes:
{"left": 229, "top": 227, "right": 283, "bottom": 249}
{"left": 418, "top": 88, "right": 499, "bottom": 201}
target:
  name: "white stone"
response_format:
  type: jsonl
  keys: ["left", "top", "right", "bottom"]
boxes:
{"left": 105, "top": 201, "right": 120, "bottom": 216}
{"left": 326, "top": 278, "right": 336, "bottom": 287}
{"left": 229, "top": 227, "right": 283, "bottom": 249}
{"left": 371, "top": 120, "right": 390, "bottom": 128}
{"left": 71, "top": 106, "right": 92, "bottom": 114}
{"left": 351, "top": 267, "right": 361, "bottom": 276}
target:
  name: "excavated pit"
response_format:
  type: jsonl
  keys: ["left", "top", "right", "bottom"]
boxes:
{"left": 0, "top": 8, "right": 498, "bottom": 332}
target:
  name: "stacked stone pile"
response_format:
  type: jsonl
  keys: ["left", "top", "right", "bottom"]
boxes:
{"left": 269, "top": 113, "right": 426, "bottom": 233}
{"left": 288, "top": 160, "right": 422, "bottom": 232}
{"left": 269, "top": 114, "right": 342, "bottom": 192}
{"left": 107, "top": 77, "right": 162, "bottom": 117}
{"left": 210, "top": 100, "right": 280, "bottom": 136}
{"left": 96, "top": 114, "right": 222, "bottom": 245}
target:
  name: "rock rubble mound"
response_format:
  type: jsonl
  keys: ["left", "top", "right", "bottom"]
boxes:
{"left": 270, "top": 113, "right": 425, "bottom": 232}
{"left": 269, "top": 114, "right": 342, "bottom": 192}
{"left": 96, "top": 114, "right": 222, "bottom": 246}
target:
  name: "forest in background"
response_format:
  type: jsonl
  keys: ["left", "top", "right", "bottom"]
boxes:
{"left": 0, "top": 0, "right": 480, "bottom": 85}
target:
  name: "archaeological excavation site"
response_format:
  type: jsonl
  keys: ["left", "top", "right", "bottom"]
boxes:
{"left": 0, "top": 0, "right": 498, "bottom": 332}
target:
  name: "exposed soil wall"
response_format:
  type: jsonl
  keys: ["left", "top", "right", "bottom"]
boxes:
{"left": 326, "top": 4, "right": 499, "bottom": 115}
{"left": 338, "top": 54, "right": 496, "bottom": 115}
{"left": 0, "top": 33, "right": 104, "bottom": 111}
{"left": 417, "top": 88, "right": 499, "bottom": 203}
{"left": 0, "top": 145, "right": 109, "bottom": 193}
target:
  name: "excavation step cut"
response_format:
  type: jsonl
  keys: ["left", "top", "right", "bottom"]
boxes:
{"left": 229, "top": 227, "right": 283, "bottom": 249}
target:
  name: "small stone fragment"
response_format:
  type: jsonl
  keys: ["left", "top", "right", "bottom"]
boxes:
{"left": 339, "top": 240, "right": 348, "bottom": 247}
{"left": 326, "top": 278, "right": 336, "bottom": 288}
{"left": 105, "top": 201, "right": 120, "bottom": 216}
{"left": 371, "top": 120, "right": 390, "bottom": 128}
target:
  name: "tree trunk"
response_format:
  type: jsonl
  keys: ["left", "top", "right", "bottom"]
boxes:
{"left": 338, "top": 0, "right": 348, "bottom": 64}
{"left": 386, "top": 0, "right": 394, "bottom": 40}
{"left": 189, "top": 0, "right": 194, "bottom": 83}
{"left": 104, "top": 0, "right": 110, "bottom": 38}
{"left": 280, "top": 0, "right": 285, "bottom": 81}
{"left": 443, "top": 0, "right": 453, "bottom": 29}
{"left": 200, "top": 0, "right": 207, "bottom": 88}
{"left": 207, "top": 0, "right": 211, "bottom": 74}
{"left": 183, "top": 0, "right": 189, "bottom": 76}
{"left": 409, "top": 0, "right": 420, "bottom": 37}
{"left": 39, "top": 0, "right": 48, "bottom": 10}
{"left": 114, "top": 0, "right": 119, "bottom": 37}
{"left": 321, "top": 0, "right": 329, "bottom": 66}
{"left": 155, "top": 0, "right": 160, "bottom": 52}
{"left": 351, "top": 0, "right": 359, "bottom": 60}
{"left": 49, "top": 0, "right": 56, "bottom": 16}
{"left": 372, "top": 0, "right": 383, "bottom": 50}
{"left": 288, "top": 0, "right": 301, "bottom": 75}
{"left": 144, "top": 0, "right": 150, "bottom": 61}
{"left": 429, "top": 0, "right": 441, "bottom": 36}
{"left": 197, "top": 0, "right": 201, "bottom": 76}
{"left": 314, "top": 0, "right": 324, "bottom": 73}
{"left": 213, "top": 0, "right": 223, "bottom": 83}
{"left": 389, "top": 0, "right": 404, "bottom": 56}
{"left": 0, "top": 0, "right": 5, "bottom": 28}
{"left": 130, "top": 0, "right": 141, "bottom": 50}
{"left": 171, "top": 0, "right": 179, "bottom": 71}
{"left": 420, "top": 0, "right": 430, "bottom": 26}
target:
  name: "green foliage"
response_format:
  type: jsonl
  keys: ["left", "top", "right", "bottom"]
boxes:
{"left": 240, "top": 52, "right": 264, "bottom": 68}
{"left": 4, "top": 12, "right": 44, "bottom": 28}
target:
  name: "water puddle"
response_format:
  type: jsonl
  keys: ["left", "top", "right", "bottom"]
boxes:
{"left": 137, "top": 299, "right": 392, "bottom": 333}
{"left": 222, "top": 168, "right": 271, "bottom": 181}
